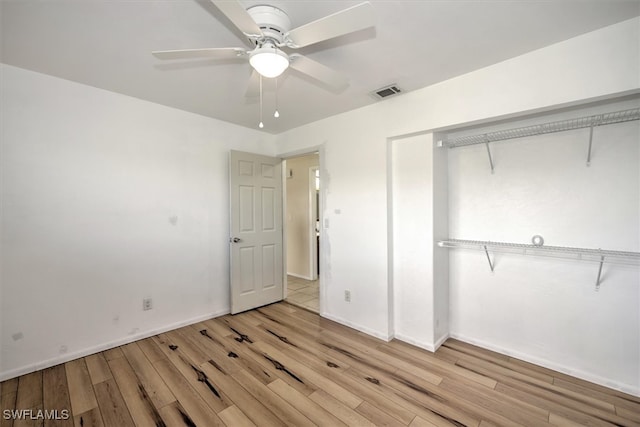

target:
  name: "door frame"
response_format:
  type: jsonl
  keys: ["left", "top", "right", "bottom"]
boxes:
{"left": 280, "top": 145, "right": 325, "bottom": 311}
{"left": 309, "top": 166, "right": 319, "bottom": 281}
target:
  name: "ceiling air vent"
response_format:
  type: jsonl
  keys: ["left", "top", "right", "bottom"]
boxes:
{"left": 371, "top": 84, "right": 402, "bottom": 100}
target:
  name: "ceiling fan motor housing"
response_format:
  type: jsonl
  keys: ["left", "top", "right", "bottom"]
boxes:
{"left": 246, "top": 5, "right": 292, "bottom": 44}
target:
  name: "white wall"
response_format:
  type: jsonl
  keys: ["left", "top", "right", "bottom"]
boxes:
{"left": 285, "top": 154, "right": 319, "bottom": 280}
{"left": 276, "top": 17, "right": 640, "bottom": 394}
{"left": 391, "top": 133, "right": 448, "bottom": 351}
{"left": 0, "top": 64, "right": 276, "bottom": 379}
{"left": 392, "top": 135, "right": 435, "bottom": 346}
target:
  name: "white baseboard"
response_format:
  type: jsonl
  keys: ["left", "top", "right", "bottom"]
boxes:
{"left": 287, "top": 272, "right": 314, "bottom": 281}
{"left": 449, "top": 332, "right": 640, "bottom": 398}
{"left": 393, "top": 333, "right": 436, "bottom": 352}
{"left": 392, "top": 332, "right": 450, "bottom": 353}
{"left": 0, "top": 308, "right": 230, "bottom": 382}
{"left": 320, "top": 311, "right": 393, "bottom": 342}
{"left": 434, "top": 332, "right": 450, "bottom": 350}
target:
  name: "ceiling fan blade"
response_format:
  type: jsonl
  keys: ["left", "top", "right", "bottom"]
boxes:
{"left": 289, "top": 54, "right": 348, "bottom": 91}
{"left": 210, "top": 0, "right": 263, "bottom": 37}
{"left": 152, "top": 47, "right": 247, "bottom": 60}
{"left": 286, "top": 2, "right": 374, "bottom": 48}
{"left": 245, "top": 69, "right": 260, "bottom": 98}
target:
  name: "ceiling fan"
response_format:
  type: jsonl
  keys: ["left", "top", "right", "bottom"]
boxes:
{"left": 152, "top": 1, "right": 375, "bottom": 93}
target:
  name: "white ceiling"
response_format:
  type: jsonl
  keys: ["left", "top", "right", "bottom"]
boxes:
{"left": 2, "top": 0, "right": 639, "bottom": 134}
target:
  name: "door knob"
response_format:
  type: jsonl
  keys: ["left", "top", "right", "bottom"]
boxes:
{"left": 230, "top": 237, "right": 241, "bottom": 243}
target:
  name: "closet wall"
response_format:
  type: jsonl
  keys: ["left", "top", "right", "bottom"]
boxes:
{"left": 446, "top": 98, "right": 640, "bottom": 393}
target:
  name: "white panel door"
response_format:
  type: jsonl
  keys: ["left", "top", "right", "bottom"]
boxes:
{"left": 230, "top": 150, "right": 283, "bottom": 314}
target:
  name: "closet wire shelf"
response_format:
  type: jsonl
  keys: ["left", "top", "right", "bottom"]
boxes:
{"left": 443, "top": 108, "right": 640, "bottom": 148}
{"left": 437, "top": 239, "right": 640, "bottom": 290}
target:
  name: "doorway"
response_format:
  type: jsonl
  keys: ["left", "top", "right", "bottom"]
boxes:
{"left": 284, "top": 153, "right": 320, "bottom": 312}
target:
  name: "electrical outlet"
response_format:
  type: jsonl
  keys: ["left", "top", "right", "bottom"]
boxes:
{"left": 143, "top": 298, "right": 153, "bottom": 311}
{"left": 344, "top": 290, "right": 351, "bottom": 302}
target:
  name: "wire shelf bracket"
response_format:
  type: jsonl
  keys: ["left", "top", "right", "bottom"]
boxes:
{"left": 595, "top": 255, "right": 605, "bottom": 291}
{"left": 437, "top": 239, "right": 640, "bottom": 290}
{"left": 485, "top": 141, "right": 495, "bottom": 174}
{"left": 484, "top": 245, "right": 495, "bottom": 271}
{"left": 443, "top": 108, "right": 640, "bottom": 171}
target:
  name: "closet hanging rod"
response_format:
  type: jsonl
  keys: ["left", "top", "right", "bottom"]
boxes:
{"left": 444, "top": 107, "right": 640, "bottom": 148}
{"left": 437, "top": 239, "right": 640, "bottom": 266}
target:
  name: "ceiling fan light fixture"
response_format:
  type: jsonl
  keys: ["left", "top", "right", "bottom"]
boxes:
{"left": 249, "top": 45, "right": 289, "bottom": 78}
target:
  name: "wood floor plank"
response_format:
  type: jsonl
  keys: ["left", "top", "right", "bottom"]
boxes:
{"left": 13, "top": 372, "right": 43, "bottom": 427}
{"left": 159, "top": 330, "right": 210, "bottom": 367}
{"left": 378, "top": 367, "right": 495, "bottom": 426}
{"left": 268, "top": 378, "right": 346, "bottom": 427}
{"left": 381, "top": 340, "right": 497, "bottom": 389}
{"left": 84, "top": 354, "right": 113, "bottom": 385}
{"left": 356, "top": 401, "right": 406, "bottom": 427}
{"left": 15, "top": 371, "right": 43, "bottom": 411}
{"left": 157, "top": 401, "right": 197, "bottom": 427}
{"left": 217, "top": 405, "right": 257, "bottom": 427}
{"left": 308, "top": 361, "right": 417, "bottom": 425}
{"left": 4, "top": 302, "right": 637, "bottom": 427}
{"left": 252, "top": 340, "right": 363, "bottom": 409}
{"left": 200, "top": 318, "right": 235, "bottom": 339}
{"left": 495, "top": 382, "right": 625, "bottom": 427}
{"left": 322, "top": 328, "right": 444, "bottom": 386}
{"left": 65, "top": 359, "right": 97, "bottom": 416}
{"left": 381, "top": 345, "right": 549, "bottom": 424}
{"left": 93, "top": 379, "right": 135, "bottom": 427}
{"left": 198, "top": 362, "right": 287, "bottom": 427}
{"left": 134, "top": 338, "right": 166, "bottom": 365}
{"left": 211, "top": 328, "right": 319, "bottom": 396}
{"left": 72, "top": 408, "right": 103, "bottom": 427}
{"left": 615, "top": 406, "right": 640, "bottom": 424}
{"left": 220, "top": 314, "right": 344, "bottom": 396}
{"left": 408, "top": 416, "right": 441, "bottom": 427}
{"left": 553, "top": 377, "right": 640, "bottom": 414}
{"left": 548, "top": 368, "right": 640, "bottom": 405}
{"left": 444, "top": 339, "right": 511, "bottom": 362}
{"left": 342, "top": 364, "right": 480, "bottom": 427}
{"left": 247, "top": 309, "right": 353, "bottom": 370}
{"left": 65, "top": 359, "right": 98, "bottom": 422}
{"left": 456, "top": 357, "right": 620, "bottom": 416}
{"left": 107, "top": 355, "right": 167, "bottom": 427}
{"left": 438, "top": 377, "right": 550, "bottom": 425}
{"left": 0, "top": 384, "right": 18, "bottom": 427}
{"left": 1, "top": 379, "right": 18, "bottom": 397}
{"left": 308, "top": 389, "right": 376, "bottom": 427}
{"left": 229, "top": 369, "right": 315, "bottom": 426}
{"left": 120, "top": 342, "right": 176, "bottom": 409}
{"left": 153, "top": 358, "right": 226, "bottom": 427}
{"left": 42, "top": 365, "right": 73, "bottom": 427}
{"left": 149, "top": 333, "right": 234, "bottom": 414}
{"left": 102, "top": 348, "right": 124, "bottom": 362}
{"left": 548, "top": 412, "right": 592, "bottom": 426}
{"left": 178, "top": 325, "right": 250, "bottom": 379}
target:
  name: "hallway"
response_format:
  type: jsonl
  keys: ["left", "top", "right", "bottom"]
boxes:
{"left": 285, "top": 276, "right": 319, "bottom": 313}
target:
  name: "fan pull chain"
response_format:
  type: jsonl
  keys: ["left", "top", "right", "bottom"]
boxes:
{"left": 259, "top": 75, "right": 264, "bottom": 129}
{"left": 274, "top": 78, "right": 280, "bottom": 118}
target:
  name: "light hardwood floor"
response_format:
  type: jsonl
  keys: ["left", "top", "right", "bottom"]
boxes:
{"left": 1, "top": 302, "right": 639, "bottom": 427}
